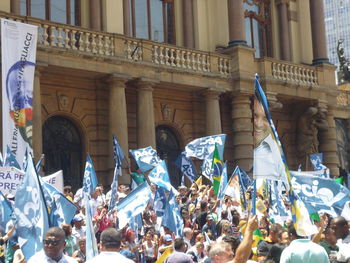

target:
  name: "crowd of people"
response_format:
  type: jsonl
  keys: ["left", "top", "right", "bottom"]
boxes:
{"left": 1, "top": 181, "right": 350, "bottom": 263}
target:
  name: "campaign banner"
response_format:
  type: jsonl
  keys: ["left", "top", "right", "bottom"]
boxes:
{"left": 42, "top": 170, "right": 64, "bottom": 193}
{"left": 0, "top": 166, "right": 25, "bottom": 195}
{"left": 1, "top": 19, "right": 38, "bottom": 168}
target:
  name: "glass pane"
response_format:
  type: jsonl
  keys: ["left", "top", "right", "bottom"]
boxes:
{"left": 166, "top": 2, "right": 175, "bottom": 44}
{"left": 20, "top": 0, "right": 26, "bottom": 16}
{"left": 244, "top": 2, "right": 259, "bottom": 13}
{"left": 253, "top": 19, "right": 262, "bottom": 58}
{"left": 135, "top": 0, "right": 148, "bottom": 39}
{"left": 31, "top": 0, "right": 46, "bottom": 20}
{"left": 150, "top": 0, "right": 163, "bottom": 42}
{"left": 244, "top": 18, "right": 252, "bottom": 47}
{"left": 70, "top": 0, "right": 77, "bottom": 25}
{"left": 51, "top": 1, "right": 67, "bottom": 24}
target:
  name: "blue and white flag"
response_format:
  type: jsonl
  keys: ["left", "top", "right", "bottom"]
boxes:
{"left": 109, "top": 136, "right": 123, "bottom": 212}
{"left": 310, "top": 153, "right": 325, "bottom": 171}
{"left": 41, "top": 181, "right": 77, "bottom": 227}
{"left": 13, "top": 154, "right": 49, "bottom": 260}
{"left": 291, "top": 174, "right": 350, "bottom": 217}
{"left": 239, "top": 168, "right": 251, "bottom": 190}
{"left": 4, "top": 145, "right": 21, "bottom": 170}
{"left": 0, "top": 151, "right": 3, "bottom": 166}
{"left": 0, "top": 191, "right": 13, "bottom": 233}
{"left": 84, "top": 193, "right": 98, "bottom": 260}
{"left": 117, "top": 182, "right": 152, "bottom": 229}
{"left": 290, "top": 169, "right": 329, "bottom": 179}
{"left": 174, "top": 152, "right": 198, "bottom": 183}
{"left": 130, "top": 146, "right": 161, "bottom": 172}
{"left": 83, "top": 154, "right": 98, "bottom": 195}
{"left": 184, "top": 134, "right": 226, "bottom": 178}
{"left": 35, "top": 154, "right": 44, "bottom": 173}
{"left": 218, "top": 162, "right": 228, "bottom": 199}
{"left": 154, "top": 186, "right": 167, "bottom": 217}
{"left": 161, "top": 189, "right": 183, "bottom": 237}
{"left": 148, "top": 160, "right": 177, "bottom": 193}
{"left": 269, "top": 180, "right": 290, "bottom": 225}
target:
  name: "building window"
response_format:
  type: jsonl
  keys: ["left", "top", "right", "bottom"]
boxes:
{"left": 20, "top": 0, "right": 81, "bottom": 26}
{"left": 129, "top": 0, "right": 175, "bottom": 44}
{"left": 244, "top": 0, "right": 272, "bottom": 58}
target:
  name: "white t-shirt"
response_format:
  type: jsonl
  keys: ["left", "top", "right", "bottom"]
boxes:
{"left": 28, "top": 250, "right": 78, "bottom": 263}
{"left": 85, "top": 251, "right": 134, "bottom": 263}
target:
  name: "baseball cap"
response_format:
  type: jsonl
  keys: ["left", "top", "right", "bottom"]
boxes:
{"left": 72, "top": 215, "right": 84, "bottom": 222}
{"left": 164, "top": 234, "right": 173, "bottom": 242}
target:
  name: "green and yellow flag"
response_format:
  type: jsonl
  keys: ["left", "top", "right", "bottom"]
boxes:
{"left": 212, "top": 144, "right": 223, "bottom": 196}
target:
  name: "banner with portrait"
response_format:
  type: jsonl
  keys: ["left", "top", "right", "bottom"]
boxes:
{"left": 1, "top": 19, "right": 38, "bottom": 168}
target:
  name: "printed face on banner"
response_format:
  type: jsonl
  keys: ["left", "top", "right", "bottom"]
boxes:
{"left": 253, "top": 98, "right": 271, "bottom": 148}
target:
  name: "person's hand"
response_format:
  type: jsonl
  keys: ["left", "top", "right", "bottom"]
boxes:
{"left": 246, "top": 215, "right": 258, "bottom": 232}
{"left": 315, "top": 213, "right": 328, "bottom": 230}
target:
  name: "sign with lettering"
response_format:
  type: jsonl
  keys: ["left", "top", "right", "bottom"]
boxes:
{"left": 0, "top": 166, "right": 25, "bottom": 195}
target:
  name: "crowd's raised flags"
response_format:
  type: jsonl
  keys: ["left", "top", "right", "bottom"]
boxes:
{"left": 42, "top": 170, "right": 64, "bottom": 193}
{"left": 195, "top": 176, "right": 202, "bottom": 186}
{"left": 84, "top": 193, "right": 98, "bottom": 260}
{"left": 130, "top": 146, "right": 161, "bottom": 172}
{"left": 269, "top": 180, "right": 290, "bottom": 225}
{"left": 237, "top": 168, "right": 249, "bottom": 210}
{"left": 161, "top": 189, "right": 184, "bottom": 237}
{"left": 290, "top": 169, "right": 329, "bottom": 179}
{"left": 109, "top": 136, "right": 123, "bottom": 212}
{"left": 0, "top": 166, "right": 25, "bottom": 195}
{"left": 217, "top": 162, "right": 228, "bottom": 199}
{"left": 2, "top": 19, "right": 38, "bottom": 168}
{"left": 13, "top": 154, "right": 49, "bottom": 260}
{"left": 0, "top": 191, "right": 13, "bottom": 233}
{"left": 148, "top": 160, "right": 177, "bottom": 193}
{"left": 113, "top": 135, "right": 125, "bottom": 163}
{"left": 117, "top": 181, "right": 152, "bottom": 229}
{"left": 4, "top": 145, "right": 21, "bottom": 170}
{"left": 83, "top": 154, "right": 98, "bottom": 195}
{"left": 174, "top": 151, "right": 198, "bottom": 183}
{"left": 184, "top": 134, "right": 226, "bottom": 178}
{"left": 0, "top": 151, "right": 3, "bottom": 166}
{"left": 251, "top": 180, "right": 257, "bottom": 215}
{"left": 212, "top": 144, "right": 223, "bottom": 196}
{"left": 35, "top": 154, "right": 44, "bottom": 173}
{"left": 154, "top": 186, "right": 167, "bottom": 217}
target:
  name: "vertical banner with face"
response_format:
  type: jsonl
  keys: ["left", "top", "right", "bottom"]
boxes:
{"left": 1, "top": 19, "right": 38, "bottom": 168}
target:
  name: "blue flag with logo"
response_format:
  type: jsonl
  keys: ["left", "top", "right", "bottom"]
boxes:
{"left": 4, "top": 145, "right": 21, "bottom": 169}
{"left": 161, "top": 189, "right": 184, "bottom": 237}
{"left": 41, "top": 181, "right": 77, "bottom": 227}
{"left": 130, "top": 146, "right": 161, "bottom": 172}
{"left": 113, "top": 135, "right": 125, "bottom": 163}
{"left": 310, "top": 153, "right": 328, "bottom": 172}
{"left": 84, "top": 193, "right": 98, "bottom": 260}
{"left": 239, "top": 168, "right": 251, "bottom": 190}
{"left": 154, "top": 186, "right": 167, "bottom": 217}
{"left": 117, "top": 182, "right": 152, "bottom": 229}
{"left": 184, "top": 134, "right": 226, "bottom": 178}
{"left": 109, "top": 136, "right": 123, "bottom": 212}
{"left": 174, "top": 152, "right": 198, "bottom": 183}
{"left": 269, "top": 180, "right": 290, "bottom": 225}
{"left": 148, "top": 160, "right": 176, "bottom": 193}
{"left": 13, "top": 154, "right": 49, "bottom": 260}
{"left": 0, "top": 191, "right": 13, "bottom": 233}
{"left": 83, "top": 154, "right": 98, "bottom": 195}
{"left": 218, "top": 162, "right": 228, "bottom": 199}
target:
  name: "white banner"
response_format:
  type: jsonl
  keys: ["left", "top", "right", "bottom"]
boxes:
{"left": 1, "top": 19, "right": 38, "bottom": 169}
{"left": 0, "top": 166, "right": 25, "bottom": 195}
{"left": 42, "top": 170, "right": 64, "bottom": 193}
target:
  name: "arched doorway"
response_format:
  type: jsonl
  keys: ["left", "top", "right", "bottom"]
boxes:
{"left": 156, "top": 125, "right": 182, "bottom": 187}
{"left": 42, "top": 116, "right": 83, "bottom": 191}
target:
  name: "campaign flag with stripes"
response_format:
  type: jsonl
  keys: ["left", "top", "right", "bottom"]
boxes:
{"left": 130, "top": 146, "right": 161, "bottom": 172}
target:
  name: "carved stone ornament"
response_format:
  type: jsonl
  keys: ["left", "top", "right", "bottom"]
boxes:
{"left": 59, "top": 94, "right": 69, "bottom": 109}
{"left": 161, "top": 103, "right": 171, "bottom": 120}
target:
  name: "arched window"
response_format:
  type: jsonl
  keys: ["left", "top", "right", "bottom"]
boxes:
{"left": 20, "top": 0, "right": 81, "bottom": 26}
{"left": 129, "top": 0, "right": 175, "bottom": 44}
{"left": 156, "top": 125, "right": 181, "bottom": 187}
{"left": 43, "top": 116, "right": 83, "bottom": 191}
{"left": 244, "top": 0, "right": 272, "bottom": 58}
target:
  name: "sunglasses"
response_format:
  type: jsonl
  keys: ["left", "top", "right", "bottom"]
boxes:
{"left": 43, "top": 239, "right": 62, "bottom": 246}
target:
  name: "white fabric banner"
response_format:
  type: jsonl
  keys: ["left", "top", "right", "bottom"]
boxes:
{"left": 1, "top": 19, "right": 38, "bottom": 169}
{"left": 0, "top": 166, "right": 25, "bottom": 195}
{"left": 42, "top": 170, "right": 64, "bottom": 193}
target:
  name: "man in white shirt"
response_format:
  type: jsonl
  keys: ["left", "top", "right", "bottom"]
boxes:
{"left": 71, "top": 215, "right": 86, "bottom": 242}
{"left": 86, "top": 228, "right": 134, "bottom": 263}
{"left": 28, "top": 227, "right": 77, "bottom": 263}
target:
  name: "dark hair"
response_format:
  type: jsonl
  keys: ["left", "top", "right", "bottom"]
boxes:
{"left": 222, "top": 235, "right": 241, "bottom": 254}
{"left": 221, "top": 210, "right": 228, "bottom": 219}
{"left": 100, "top": 228, "right": 122, "bottom": 249}
{"left": 174, "top": 237, "right": 186, "bottom": 251}
{"left": 46, "top": 227, "right": 65, "bottom": 240}
{"left": 264, "top": 243, "right": 286, "bottom": 263}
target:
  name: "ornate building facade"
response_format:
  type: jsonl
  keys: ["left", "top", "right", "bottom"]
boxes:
{"left": 0, "top": 0, "right": 345, "bottom": 189}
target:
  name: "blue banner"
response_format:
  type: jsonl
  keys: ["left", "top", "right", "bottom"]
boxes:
{"left": 83, "top": 154, "right": 98, "bottom": 195}
{"left": 0, "top": 191, "right": 13, "bottom": 233}
{"left": 161, "top": 189, "right": 184, "bottom": 237}
{"left": 84, "top": 194, "right": 98, "bottom": 260}
{"left": 130, "top": 146, "right": 161, "bottom": 172}
{"left": 13, "top": 154, "right": 49, "bottom": 260}
{"left": 4, "top": 145, "right": 21, "bottom": 170}
{"left": 109, "top": 136, "right": 123, "bottom": 212}
{"left": 174, "top": 152, "right": 198, "bottom": 182}
{"left": 310, "top": 153, "right": 327, "bottom": 172}
{"left": 218, "top": 162, "right": 228, "bottom": 199}
{"left": 154, "top": 186, "right": 167, "bottom": 217}
{"left": 148, "top": 160, "right": 176, "bottom": 193}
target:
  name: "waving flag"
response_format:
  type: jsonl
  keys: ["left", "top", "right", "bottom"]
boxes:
{"left": 0, "top": 151, "right": 3, "bottom": 166}
{"left": 184, "top": 134, "right": 226, "bottom": 178}
{"left": 13, "top": 154, "right": 49, "bottom": 260}
{"left": 109, "top": 136, "right": 123, "bottom": 212}
{"left": 83, "top": 154, "right": 98, "bottom": 195}
{"left": 4, "top": 145, "right": 21, "bottom": 169}
{"left": 224, "top": 167, "right": 241, "bottom": 203}
{"left": 84, "top": 193, "right": 98, "bottom": 260}
{"left": 130, "top": 146, "right": 161, "bottom": 172}
{"left": 161, "top": 189, "right": 184, "bottom": 237}
{"left": 174, "top": 152, "right": 198, "bottom": 182}
{"left": 0, "top": 191, "right": 13, "bottom": 233}
{"left": 218, "top": 162, "right": 228, "bottom": 199}
{"left": 117, "top": 182, "right": 152, "bottom": 229}
{"left": 148, "top": 160, "right": 177, "bottom": 193}
{"left": 269, "top": 180, "right": 290, "bottom": 225}
{"left": 154, "top": 186, "right": 167, "bottom": 217}
{"left": 35, "top": 154, "right": 44, "bottom": 173}
{"left": 212, "top": 144, "right": 223, "bottom": 195}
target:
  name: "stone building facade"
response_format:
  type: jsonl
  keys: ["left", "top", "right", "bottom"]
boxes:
{"left": 0, "top": 0, "right": 345, "bottom": 189}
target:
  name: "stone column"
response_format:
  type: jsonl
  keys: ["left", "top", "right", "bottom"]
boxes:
{"left": 11, "top": 0, "right": 20, "bottom": 15}
{"left": 33, "top": 70, "right": 42, "bottom": 162}
{"left": 183, "top": 0, "right": 195, "bottom": 48}
{"left": 90, "top": 0, "right": 101, "bottom": 31}
{"left": 309, "top": 0, "right": 329, "bottom": 65}
{"left": 123, "top": 0, "right": 131, "bottom": 36}
{"left": 231, "top": 94, "right": 253, "bottom": 172}
{"left": 136, "top": 79, "right": 156, "bottom": 148}
{"left": 227, "top": 0, "right": 246, "bottom": 47}
{"left": 108, "top": 74, "right": 130, "bottom": 183}
{"left": 205, "top": 90, "right": 222, "bottom": 135}
{"left": 276, "top": 0, "right": 291, "bottom": 61}
{"left": 318, "top": 106, "right": 339, "bottom": 177}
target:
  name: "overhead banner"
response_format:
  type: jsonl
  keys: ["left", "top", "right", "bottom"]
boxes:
{"left": 0, "top": 166, "right": 25, "bottom": 195}
{"left": 1, "top": 19, "right": 38, "bottom": 168}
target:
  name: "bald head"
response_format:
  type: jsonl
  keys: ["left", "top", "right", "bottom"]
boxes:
{"left": 331, "top": 216, "right": 349, "bottom": 240}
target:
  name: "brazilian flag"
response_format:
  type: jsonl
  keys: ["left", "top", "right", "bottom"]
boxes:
{"left": 212, "top": 144, "right": 223, "bottom": 196}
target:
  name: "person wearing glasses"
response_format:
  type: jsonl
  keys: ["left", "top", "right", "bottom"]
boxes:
{"left": 28, "top": 227, "right": 78, "bottom": 263}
